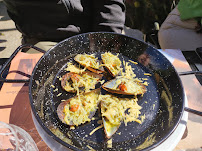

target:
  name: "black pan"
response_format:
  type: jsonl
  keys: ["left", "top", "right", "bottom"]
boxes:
{"left": 1, "top": 32, "right": 186, "bottom": 150}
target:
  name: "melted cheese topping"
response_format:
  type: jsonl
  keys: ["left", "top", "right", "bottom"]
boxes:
{"left": 87, "top": 145, "right": 96, "bottom": 151}
{"left": 75, "top": 54, "right": 100, "bottom": 69}
{"left": 65, "top": 62, "right": 86, "bottom": 73}
{"left": 107, "top": 61, "right": 146, "bottom": 95}
{"left": 122, "top": 61, "right": 136, "bottom": 79}
{"left": 81, "top": 73, "right": 100, "bottom": 92}
{"left": 64, "top": 63, "right": 102, "bottom": 94}
{"left": 89, "top": 124, "right": 103, "bottom": 135}
{"left": 101, "top": 95, "right": 124, "bottom": 125}
{"left": 129, "top": 60, "right": 138, "bottom": 64}
{"left": 112, "top": 77, "right": 145, "bottom": 95}
{"left": 63, "top": 91, "right": 100, "bottom": 126}
{"left": 100, "top": 94, "right": 142, "bottom": 126}
{"left": 101, "top": 52, "right": 122, "bottom": 76}
{"left": 107, "top": 139, "right": 112, "bottom": 148}
{"left": 70, "top": 73, "right": 100, "bottom": 95}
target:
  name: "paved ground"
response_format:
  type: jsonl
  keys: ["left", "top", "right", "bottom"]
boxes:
{"left": 0, "top": 1, "right": 21, "bottom": 58}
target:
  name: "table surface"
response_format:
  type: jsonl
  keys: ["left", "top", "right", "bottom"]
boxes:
{"left": 0, "top": 46, "right": 201, "bottom": 151}
{"left": 158, "top": 49, "right": 202, "bottom": 151}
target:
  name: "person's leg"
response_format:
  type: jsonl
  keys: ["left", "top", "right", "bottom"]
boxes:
{"left": 158, "top": 6, "right": 202, "bottom": 50}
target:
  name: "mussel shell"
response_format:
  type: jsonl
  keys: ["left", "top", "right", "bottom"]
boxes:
{"left": 86, "top": 65, "right": 104, "bottom": 74}
{"left": 61, "top": 71, "right": 103, "bottom": 93}
{"left": 103, "top": 65, "right": 120, "bottom": 78}
{"left": 57, "top": 99, "right": 72, "bottom": 125}
{"left": 61, "top": 72, "right": 75, "bottom": 93}
{"left": 102, "top": 116, "right": 121, "bottom": 139}
{"left": 74, "top": 55, "right": 104, "bottom": 74}
{"left": 102, "top": 78, "right": 146, "bottom": 96}
{"left": 101, "top": 53, "right": 121, "bottom": 77}
{"left": 100, "top": 101, "right": 121, "bottom": 138}
{"left": 57, "top": 88, "right": 101, "bottom": 126}
{"left": 82, "top": 71, "right": 103, "bottom": 79}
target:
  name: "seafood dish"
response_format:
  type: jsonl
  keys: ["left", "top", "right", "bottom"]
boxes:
{"left": 57, "top": 52, "right": 148, "bottom": 139}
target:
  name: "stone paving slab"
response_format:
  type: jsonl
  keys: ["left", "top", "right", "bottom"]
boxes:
{"left": 0, "top": 1, "right": 21, "bottom": 58}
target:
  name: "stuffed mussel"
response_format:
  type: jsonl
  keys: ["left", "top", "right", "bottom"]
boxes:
{"left": 74, "top": 54, "right": 104, "bottom": 74}
{"left": 101, "top": 52, "right": 122, "bottom": 77}
{"left": 57, "top": 89, "right": 101, "bottom": 126}
{"left": 99, "top": 94, "right": 123, "bottom": 138}
{"left": 61, "top": 71, "right": 103, "bottom": 93}
{"left": 99, "top": 94, "right": 143, "bottom": 138}
{"left": 102, "top": 77, "right": 146, "bottom": 96}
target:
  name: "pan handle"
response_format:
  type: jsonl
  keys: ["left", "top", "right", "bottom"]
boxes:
{"left": 184, "top": 107, "right": 202, "bottom": 116}
{"left": 0, "top": 44, "right": 46, "bottom": 83}
{"left": 178, "top": 71, "right": 202, "bottom": 76}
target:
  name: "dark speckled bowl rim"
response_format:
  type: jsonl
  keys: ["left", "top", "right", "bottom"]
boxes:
{"left": 29, "top": 32, "right": 185, "bottom": 151}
